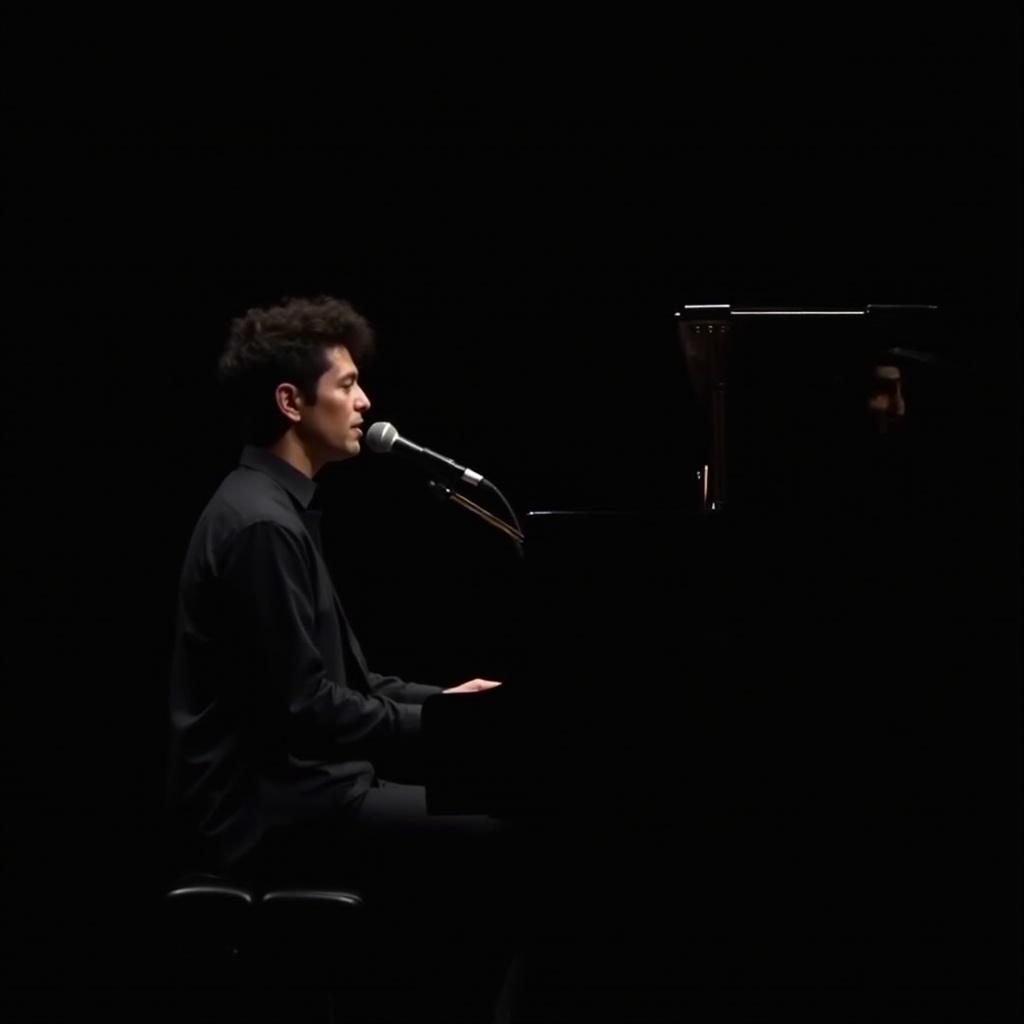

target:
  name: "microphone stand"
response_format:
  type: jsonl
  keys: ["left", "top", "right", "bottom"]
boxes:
{"left": 428, "top": 480, "right": 525, "bottom": 558}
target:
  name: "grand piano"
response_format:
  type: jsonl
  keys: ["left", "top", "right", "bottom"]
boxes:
{"left": 422, "top": 303, "right": 955, "bottom": 825}
{"left": 414, "top": 302, "right": 1003, "bottom": 1020}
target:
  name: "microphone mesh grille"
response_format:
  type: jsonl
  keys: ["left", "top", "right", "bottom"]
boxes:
{"left": 366, "top": 422, "right": 398, "bottom": 453}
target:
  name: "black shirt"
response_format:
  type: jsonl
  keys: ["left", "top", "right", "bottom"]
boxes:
{"left": 167, "top": 445, "right": 441, "bottom": 869}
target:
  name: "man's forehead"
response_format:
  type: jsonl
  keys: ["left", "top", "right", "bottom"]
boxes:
{"left": 327, "top": 345, "right": 357, "bottom": 375}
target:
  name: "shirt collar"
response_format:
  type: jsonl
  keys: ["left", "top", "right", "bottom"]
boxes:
{"left": 239, "top": 445, "right": 318, "bottom": 510}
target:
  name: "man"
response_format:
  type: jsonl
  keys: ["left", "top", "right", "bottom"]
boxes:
{"left": 166, "top": 295, "right": 520, "bottom": 1019}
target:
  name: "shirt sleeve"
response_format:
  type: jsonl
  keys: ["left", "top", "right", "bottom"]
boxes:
{"left": 219, "top": 519, "right": 423, "bottom": 749}
{"left": 366, "top": 672, "right": 444, "bottom": 705}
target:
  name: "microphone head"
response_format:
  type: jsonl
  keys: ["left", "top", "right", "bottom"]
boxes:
{"left": 366, "top": 421, "right": 399, "bottom": 454}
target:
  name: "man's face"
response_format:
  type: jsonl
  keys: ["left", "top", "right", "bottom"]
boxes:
{"left": 297, "top": 345, "right": 371, "bottom": 463}
{"left": 867, "top": 364, "right": 906, "bottom": 434}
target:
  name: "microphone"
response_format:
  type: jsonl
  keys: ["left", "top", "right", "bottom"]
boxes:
{"left": 365, "top": 422, "right": 485, "bottom": 488}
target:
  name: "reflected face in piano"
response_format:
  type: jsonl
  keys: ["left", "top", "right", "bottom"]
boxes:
{"left": 867, "top": 365, "right": 906, "bottom": 434}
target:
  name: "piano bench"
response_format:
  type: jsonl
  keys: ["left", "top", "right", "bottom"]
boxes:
{"left": 162, "top": 874, "right": 365, "bottom": 1022}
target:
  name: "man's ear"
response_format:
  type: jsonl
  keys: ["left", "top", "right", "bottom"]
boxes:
{"left": 274, "top": 382, "right": 303, "bottom": 423}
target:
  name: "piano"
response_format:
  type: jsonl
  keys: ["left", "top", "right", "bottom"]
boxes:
{"left": 422, "top": 303, "right": 963, "bottom": 825}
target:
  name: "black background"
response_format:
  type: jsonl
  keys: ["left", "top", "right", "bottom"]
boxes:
{"left": 3, "top": 16, "right": 1020, "bottom": 1021}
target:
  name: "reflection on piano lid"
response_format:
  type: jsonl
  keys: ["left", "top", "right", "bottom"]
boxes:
{"left": 674, "top": 303, "right": 944, "bottom": 513}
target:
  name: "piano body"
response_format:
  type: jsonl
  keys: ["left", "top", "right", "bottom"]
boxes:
{"left": 423, "top": 303, "right": 953, "bottom": 823}
{"left": 416, "top": 301, "right": 1011, "bottom": 1022}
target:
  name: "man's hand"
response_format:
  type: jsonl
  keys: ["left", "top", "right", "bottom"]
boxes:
{"left": 441, "top": 678, "right": 503, "bottom": 694}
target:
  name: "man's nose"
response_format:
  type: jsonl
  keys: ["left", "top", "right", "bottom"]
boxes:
{"left": 357, "top": 387, "right": 371, "bottom": 411}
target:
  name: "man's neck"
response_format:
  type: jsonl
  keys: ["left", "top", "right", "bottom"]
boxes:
{"left": 266, "top": 434, "right": 319, "bottom": 479}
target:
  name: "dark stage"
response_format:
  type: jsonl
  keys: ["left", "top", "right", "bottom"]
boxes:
{"left": 3, "top": 21, "right": 1020, "bottom": 1023}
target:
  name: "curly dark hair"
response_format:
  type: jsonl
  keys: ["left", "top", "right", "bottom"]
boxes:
{"left": 218, "top": 296, "right": 376, "bottom": 445}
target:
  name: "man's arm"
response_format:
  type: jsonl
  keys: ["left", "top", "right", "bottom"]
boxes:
{"left": 367, "top": 675, "right": 502, "bottom": 700}
{"left": 221, "top": 520, "right": 423, "bottom": 749}
{"left": 366, "top": 672, "right": 443, "bottom": 705}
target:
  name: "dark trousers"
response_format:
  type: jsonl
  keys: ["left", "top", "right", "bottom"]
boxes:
{"left": 239, "top": 780, "right": 543, "bottom": 1023}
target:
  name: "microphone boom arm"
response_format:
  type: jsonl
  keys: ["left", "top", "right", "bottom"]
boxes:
{"left": 429, "top": 481, "right": 525, "bottom": 551}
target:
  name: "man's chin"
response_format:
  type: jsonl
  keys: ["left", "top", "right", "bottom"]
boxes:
{"left": 328, "top": 442, "right": 360, "bottom": 462}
